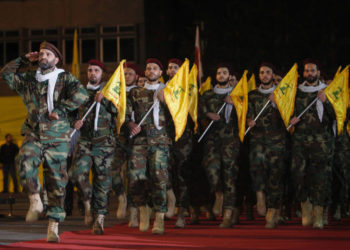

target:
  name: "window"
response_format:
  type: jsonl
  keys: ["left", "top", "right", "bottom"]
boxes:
{"left": 120, "top": 38, "right": 135, "bottom": 61}
{"left": 65, "top": 40, "right": 73, "bottom": 64}
{"left": 103, "top": 39, "right": 117, "bottom": 62}
{"left": 5, "top": 42, "right": 19, "bottom": 61}
{"left": 82, "top": 39, "right": 96, "bottom": 62}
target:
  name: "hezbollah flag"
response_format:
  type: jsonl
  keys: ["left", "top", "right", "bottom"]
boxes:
{"left": 199, "top": 76, "right": 211, "bottom": 95}
{"left": 324, "top": 65, "right": 349, "bottom": 135}
{"left": 248, "top": 73, "right": 257, "bottom": 92}
{"left": 101, "top": 59, "right": 126, "bottom": 134}
{"left": 72, "top": 29, "right": 80, "bottom": 79}
{"left": 230, "top": 70, "right": 248, "bottom": 142}
{"left": 188, "top": 64, "right": 199, "bottom": 133}
{"left": 164, "top": 58, "right": 190, "bottom": 141}
{"left": 273, "top": 63, "right": 298, "bottom": 128}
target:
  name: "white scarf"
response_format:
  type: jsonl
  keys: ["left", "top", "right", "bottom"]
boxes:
{"left": 35, "top": 67, "right": 64, "bottom": 114}
{"left": 258, "top": 84, "right": 277, "bottom": 108}
{"left": 298, "top": 81, "right": 327, "bottom": 122}
{"left": 86, "top": 83, "right": 101, "bottom": 131}
{"left": 213, "top": 85, "right": 233, "bottom": 123}
{"left": 144, "top": 82, "right": 165, "bottom": 130}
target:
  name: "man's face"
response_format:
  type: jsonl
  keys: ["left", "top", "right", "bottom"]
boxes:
{"left": 303, "top": 63, "right": 319, "bottom": 83}
{"left": 216, "top": 67, "right": 230, "bottom": 84}
{"left": 87, "top": 65, "right": 103, "bottom": 85}
{"left": 145, "top": 63, "right": 162, "bottom": 82}
{"left": 166, "top": 63, "right": 180, "bottom": 78}
{"left": 38, "top": 49, "right": 58, "bottom": 70}
{"left": 137, "top": 77, "right": 146, "bottom": 87}
{"left": 124, "top": 68, "right": 138, "bottom": 86}
{"left": 259, "top": 66, "right": 274, "bottom": 85}
{"left": 5, "top": 135, "right": 12, "bottom": 143}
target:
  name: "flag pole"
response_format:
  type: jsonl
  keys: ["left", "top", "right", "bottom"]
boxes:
{"left": 287, "top": 97, "right": 318, "bottom": 131}
{"left": 244, "top": 100, "right": 271, "bottom": 136}
{"left": 70, "top": 101, "right": 97, "bottom": 138}
{"left": 197, "top": 102, "right": 227, "bottom": 143}
{"left": 129, "top": 102, "right": 156, "bottom": 139}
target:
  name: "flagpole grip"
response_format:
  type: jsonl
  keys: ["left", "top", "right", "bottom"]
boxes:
{"left": 70, "top": 101, "right": 97, "bottom": 138}
{"left": 197, "top": 103, "right": 227, "bottom": 143}
{"left": 244, "top": 100, "right": 271, "bottom": 136}
{"left": 287, "top": 97, "right": 318, "bottom": 131}
{"left": 129, "top": 103, "right": 156, "bottom": 139}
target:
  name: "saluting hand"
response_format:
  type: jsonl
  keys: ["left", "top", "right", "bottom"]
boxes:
{"left": 25, "top": 52, "right": 39, "bottom": 62}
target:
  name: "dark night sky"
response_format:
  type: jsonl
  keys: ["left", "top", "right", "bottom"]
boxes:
{"left": 145, "top": 0, "right": 350, "bottom": 80}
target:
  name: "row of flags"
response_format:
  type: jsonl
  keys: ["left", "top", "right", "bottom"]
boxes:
{"left": 71, "top": 28, "right": 350, "bottom": 140}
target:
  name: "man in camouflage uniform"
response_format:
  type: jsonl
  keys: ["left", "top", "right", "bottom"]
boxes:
{"left": 289, "top": 59, "right": 335, "bottom": 229}
{"left": 1, "top": 41, "right": 88, "bottom": 242}
{"left": 246, "top": 62, "right": 287, "bottom": 228}
{"left": 165, "top": 58, "right": 193, "bottom": 227}
{"left": 68, "top": 59, "right": 117, "bottom": 235}
{"left": 111, "top": 62, "right": 141, "bottom": 226}
{"left": 199, "top": 63, "right": 240, "bottom": 228}
{"left": 127, "top": 58, "right": 172, "bottom": 234}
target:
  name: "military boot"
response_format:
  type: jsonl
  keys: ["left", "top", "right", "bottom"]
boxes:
{"left": 152, "top": 212, "right": 165, "bottom": 234}
{"left": 313, "top": 206, "right": 324, "bottom": 229}
{"left": 116, "top": 193, "right": 127, "bottom": 219}
{"left": 139, "top": 205, "right": 150, "bottom": 232}
{"left": 256, "top": 191, "right": 266, "bottom": 216}
{"left": 47, "top": 219, "right": 59, "bottom": 243}
{"left": 265, "top": 208, "right": 277, "bottom": 229}
{"left": 301, "top": 198, "right": 313, "bottom": 226}
{"left": 219, "top": 209, "right": 233, "bottom": 228}
{"left": 165, "top": 189, "right": 176, "bottom": 218}
{"left": 128, "top": 206, "right": 139, "bottom": 228}
{"left": 92, "top": 214, "right": 105, "bottom": 234}
{"left": 26, "top": 193, "right": 43, "bottom": 222}
{"left": 175, "top": 207, "right": 186, "bottom": 228}
{"left": 212, "top": 192, "right": 223, "bottom": 216}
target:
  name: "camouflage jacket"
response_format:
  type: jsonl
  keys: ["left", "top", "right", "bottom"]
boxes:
{"left": 199, "top": 89, "right": 238, "bottom": 141}
{"left": 247, "top": 89, "right": 286, "bottom": 139}
{"left": 293, "top": 85, "right": 335, "bottom": 141}
{"left": 126, "top": 85, "right": 173, "bottom": 145}
{"left": 1, "top": 55, "right": 88, "bottom": 142}
{"left": 78, "top": 84, "right": 117, "bottom": 143}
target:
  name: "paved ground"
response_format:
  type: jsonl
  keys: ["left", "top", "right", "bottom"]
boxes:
{"left": 0, "top": 192, "right": 125, "bottom": 245}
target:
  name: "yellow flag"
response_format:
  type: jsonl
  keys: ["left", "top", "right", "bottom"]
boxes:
{"left": 347, "top": 121, "right": 350, "bottom": 136}
{"left": 334, "top": 66, "right": 342, "bottom": 78}
{"left": 101, "top": 60, "right": 126, "bottom": 134}
{"left": 273, "top": 63, "right": 298, "bottom": 128}
{"left": 248, "top": 73, "right": 257, "bottom": 92}
{"left": 159, "top": 76, "right": 165, "bottom": 83}
{"left": 164, "top": 59, "right": 190, "bottom": 141}
{"left": 188, "top": 64, "right": 199, "bottom": 133}
{"left": 72, "top": 29, "right": 80, "bottom": 79}
{"left": 230, "top": 70, "right": 248, "bottom": 142}
{"left": 324, "top": 65, "right": 349, "bottom": 135}
{"left": 199, "top": 76, "right": 211, "bottom": 95}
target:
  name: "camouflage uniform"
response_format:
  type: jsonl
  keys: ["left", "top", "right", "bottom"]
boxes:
{"left": 1, "top": 55, "right": 88, "bottom": 222}
{"left": 332, "top": 111, "right": 350, "bottom": 207}
{"left": 126, "top": 84, "right": 172, "bottom": 213}
{"left": 68, "top": 85, "right": 117, "bottom": 215}
{"left": 199, "top": 89, "right": 240, "bottom": 210}
{"left": 170, "top": 119, "right": 193, "bottom": 208}
{"left": 247, "top": 88, "right": 287, "bottom": 208}
{"left": 291, "top": 83, "right": 335, "bottom": 206}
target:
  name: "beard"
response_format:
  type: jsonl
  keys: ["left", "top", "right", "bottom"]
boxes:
{"left": 261, "top": 79, "right": 273, "bottom": 86}
{"left": 218, "top": 79, "right": 229, "bottom": 86}
{"left": 89, "top": 79, "right": 97, "bottom": 84}
{"left": 305, "top": 75, "right": 318, "bottom": 84}
{"left": 39, "top": 59, "right": 55, "bottom": 71}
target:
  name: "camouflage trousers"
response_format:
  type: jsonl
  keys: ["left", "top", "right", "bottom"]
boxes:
{"left": 69, "top": 136, "right": 115, "bottom": 215}
{"left": 170, "top": 133, "right": 193, "bottom": 208}
{"left": 332, "top": 133, "right": 350, "bottom": 205}
{"left": 202, "top": 137, "right": 240, "bottom": 209}
{"left": 16, "top": 135, "right": 69, "bottom": 222}
{"left": 291, "top": 135, "right": 334, "bottom": 206}
{"left": 128, "top": 144, "right": 169, "bottom": 212}
{"left": 111, "top": 142, "right": 128, "bottom": 196}
{"left": 249, "top": 136, "right": 286, "bottom": 208}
